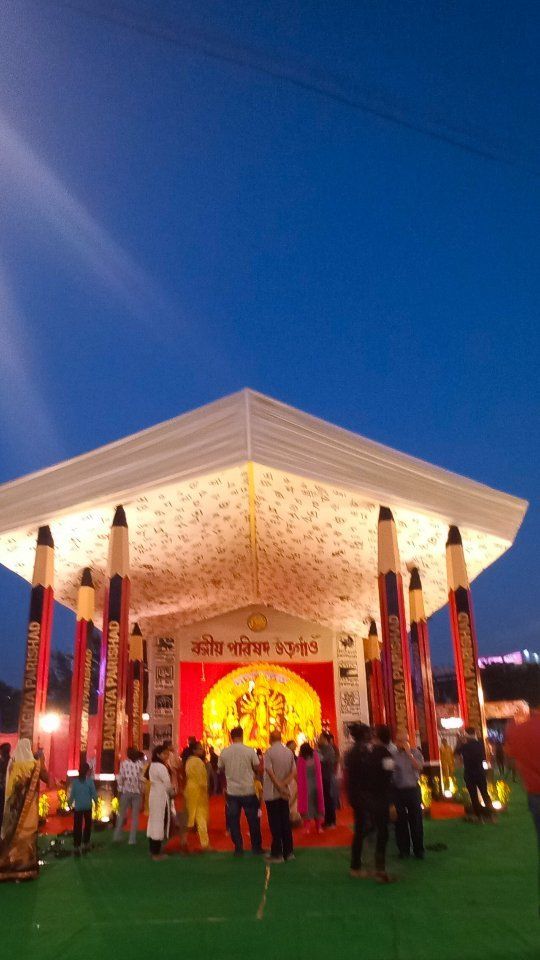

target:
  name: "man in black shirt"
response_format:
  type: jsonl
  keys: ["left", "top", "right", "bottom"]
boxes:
{"left": 454, "top": 727, "right": 495, "bottom": 822}
{"left": 345, "top": 723, "right": 395, "bottom": 882}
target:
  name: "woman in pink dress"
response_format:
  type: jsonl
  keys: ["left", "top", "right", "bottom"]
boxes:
{"left": 296, "top": 743, "right": 325, "bottom": 833}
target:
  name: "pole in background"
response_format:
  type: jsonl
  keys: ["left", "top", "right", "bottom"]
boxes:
{"left": 446, "top": 526, "right": 488, "bottom": 744}
{"left": 409, "top": 567, "right": 440, "bottom": 763}
{"left": 67, "top": 568, "right": 95, "bottom": 773}
{"left": 363, "top": 619, "right": 386, "bottom": 726}
{"left": 96, "top": 505, "right": 131, "bottom": 775}
{"left": 377, "top": 506, "right": 415, "bottom": 741}
{"left": 127, "top": 622, "right": 144, "bottom": 751}
{"left": 19, "top": 526, "right": 55, "bottom": 748}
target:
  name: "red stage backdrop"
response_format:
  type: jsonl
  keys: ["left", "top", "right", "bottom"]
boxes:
{"left": 179, "top": 661, "right": 337, "bottom": 747}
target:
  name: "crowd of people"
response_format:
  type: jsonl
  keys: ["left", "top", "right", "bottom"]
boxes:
{"left": 0, "top": 693, "right": 538, "bottom": 886}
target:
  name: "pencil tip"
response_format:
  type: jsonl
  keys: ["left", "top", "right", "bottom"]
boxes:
{"left": 81, "top": 567, "right": 94, "bottom": 588}
{"left": 37, "top": 525, "right": 54, "bottom": 548}
{"left": 447, "top": 525, "right": 462, "bottom": 547}
{"left": 378, "top": 506, "right": 393, "bottom": 523}
{"left": 112, "top": 505, "right": 127, "bottom": 528}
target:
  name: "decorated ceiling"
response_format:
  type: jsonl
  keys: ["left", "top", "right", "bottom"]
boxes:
{"left": 0, "top": 462, "right": 513, "bottom": 635}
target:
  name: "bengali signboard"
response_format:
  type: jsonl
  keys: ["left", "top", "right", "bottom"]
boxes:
{"left": 335, "top": 633, "right": 368, "bottom": 742}
{"left": 148, "top": 637, "right": 176, "bottom": 748}
{"left": 176, "top": 606, "right": 334, "bottom": 663}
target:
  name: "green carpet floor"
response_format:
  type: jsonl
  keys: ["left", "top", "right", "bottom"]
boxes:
{"left": 2, "top": 788, "right": 539, "bottom": 960}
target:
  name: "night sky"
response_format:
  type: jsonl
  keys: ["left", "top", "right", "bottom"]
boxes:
{"left": 0, "top": 1, "right": 538, "bottom": 685}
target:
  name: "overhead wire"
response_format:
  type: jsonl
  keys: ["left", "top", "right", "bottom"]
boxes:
{"left": 41, "top": 0, "right": 538, "bottom": 175}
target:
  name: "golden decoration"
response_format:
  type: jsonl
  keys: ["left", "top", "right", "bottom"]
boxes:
{"left": 203, "top": 662, "right": 322, "bottom": 751}
{"left": 247, "top": 612, "right": 268, "bottom": 632}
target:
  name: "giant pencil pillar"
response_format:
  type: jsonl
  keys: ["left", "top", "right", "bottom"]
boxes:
{"left": 127, "top": 623, "right": 144, "bottom": 751}
{"left": 363, "top": 620, "right": 386, "bottom": 726}
{"left": 96, "top": 506, "right": 131, "bottom": 775}
{"left": 19, "top": 526, "right": 55, "bottom": 748}
{"left": 67, "top": 568, "right": 95, "bottom": 772}
{"left": 377, "top": 507, "right": 415, "bottom": 741}
{"left": 409, "top": 568, "right": 439, "bottom": 764}
{"left": 446, "top": 526, "right": 487, "bottom": 742}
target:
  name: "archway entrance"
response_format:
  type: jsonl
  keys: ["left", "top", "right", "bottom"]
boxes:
{"left": 202, "top": 662, "right": 322, "bottom": 751}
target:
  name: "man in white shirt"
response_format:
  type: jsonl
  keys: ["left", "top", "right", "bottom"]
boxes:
{"left": 263, "top": 730, "right": 296, "bottom": 863}
{"left": 113, "top": 747, "right": 144, "bottom": 845}
{"left": 218, "top": 726, "right": 263, "bottom": 855}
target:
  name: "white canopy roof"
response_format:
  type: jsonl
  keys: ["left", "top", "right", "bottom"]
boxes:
{"left": 0, "top": 389, "right": 527, "bottom": 634}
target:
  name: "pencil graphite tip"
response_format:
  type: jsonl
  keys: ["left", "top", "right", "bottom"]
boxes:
{"left": 447, "top": 525, "right": 462, "bottom": 547}
{"left": 112, "top": 504, "right": 127, "bottom": 528}
{"left": 37, "top": 525, "right": 54, "bottom": 548}
{"left": 409, "top": 567, "right": 422, "bottom": 591}
{"left": 80, "top": 567, "right": 94, "bottom": 588}
{"left": 131, "top": 622, "right": 142, "bottom": 636}
{"left": 378, "top": 506, "right": 394, "bottom": 523}
{"left": 368, "top": 619, "right": 378, "bottom": 637}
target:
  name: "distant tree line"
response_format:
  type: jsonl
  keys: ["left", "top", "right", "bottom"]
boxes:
{"left": 0, "top": 633, "right": 102, "bottom": 732}
{"left": 434, "top": 663, "right": 540, "bottom": 706}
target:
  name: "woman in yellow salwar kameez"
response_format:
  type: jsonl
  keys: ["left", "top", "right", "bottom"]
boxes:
{"left": 184, "top": 742, "right": 210, "bottom": 851}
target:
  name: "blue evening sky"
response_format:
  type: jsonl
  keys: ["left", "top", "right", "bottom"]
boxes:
{"left": 0, "top": 1, "right": 538, "bottom": 685}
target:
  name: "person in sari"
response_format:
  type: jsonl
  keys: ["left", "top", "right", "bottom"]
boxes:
{"left": 0, "top": 739, "right": 48, "bottom": 882}
{"left": 184, "top": 741, "right": 210, "bottom": 851}
{"left": 0, "top": 743, "right": 11, "bottom": 833}
{"left": 285, "top": 740, "right": 302, "bottom": 827}
{"left": 296, "top": 743, "right": 324, "bottom": 833}
{"left": 146, "top": 745, "right": 174, "bottom": 861}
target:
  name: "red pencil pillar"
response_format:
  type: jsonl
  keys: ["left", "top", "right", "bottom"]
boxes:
{"left": 96, "top": 506, "right": 131, "bottom": 775}
{"left": 19, "top": 526, "right": 55, "bottom": 748}
{"left": 127, "top": 623, "right": 144, "bottom": 751}
{"left": 409, "top": 567, "right": 439, "bottom": 764}
{"left": 363, "top": 620, "right": 386, "bottom": 726}
{"left": 67, "top": 568, "right": 95, "bottom": 773}
{"left": 446, "top": 526, "right": 487, "bottom": 743}
{"left": 377, "top": 506, "right": 415, "bottom": 741}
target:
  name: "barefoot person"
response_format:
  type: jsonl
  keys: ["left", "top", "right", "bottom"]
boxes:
{"left": 297, "top": 743, "right": 324, "bottom": 833}
{"left": 146, "top": 745, "right": 174, "bottom": 861}
{"left": 113, "top": 747, "right": 144, "bottom": 845}
{"left": 184, "top": 741, "right": 210, "bottom": 851}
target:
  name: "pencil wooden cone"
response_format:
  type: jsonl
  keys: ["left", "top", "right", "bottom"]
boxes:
{"left": 377, "top": 507, "right": 415, "bottom": 740}
{"left": 19, "top": 526, "right": 55, "bottom": 747}
{"left": 67, "top": 568, "right": 95, "bottom": 772}
{"left": 363, "top": 620, "right": 386, "bottom": 726}
{"left": 446, "top": 526, "right": 487, "bottom": 742}
{"left": 127, "top": 622, "right": 144, "bottom": 750}
{"left": 409, "top": 567, "right": 439, "bottom": 763}
{"left": 96, "top": 506, "right": 131, "bottom": 775}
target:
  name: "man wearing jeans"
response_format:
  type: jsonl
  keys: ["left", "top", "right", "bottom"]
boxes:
{"left": 263, "top": 730, "right": 296, "bottom": 863}
{"left": 218, "top": 726, "right": 263, "bottom": 856}
{"left": 113, "top": 747, "right": 144, "bottom": 845}
{"left": 392, "top": 731, "right": 424, "bottom": 859}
